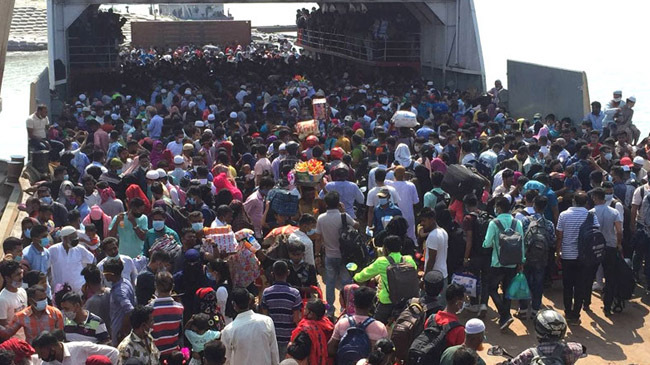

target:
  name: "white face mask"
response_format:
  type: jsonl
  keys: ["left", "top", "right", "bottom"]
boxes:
{"left": 614, "top": 97, "right": 622, "bottom": 102}
{"left": 605, "top": 194, "right": 614, "bottom": 201}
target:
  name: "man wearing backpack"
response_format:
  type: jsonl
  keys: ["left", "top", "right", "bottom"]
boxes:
{"left": 316, "top": 191, "right": 357, "bottom": 316}
{"left": 408, "top": 283, "right": 466, "bottom": 365}
{"left": 423, "top": 171, "right": 450, "bottom": 210}
{"left": 462, "top": 194, "right": 493, "bottom": 318}
{"left": 589, "top": 188, "right": 623, "bottom": 316}
{"left": 555, "top": 192, "right": 600, "bottom": 323}
{"left": 518, "top": 196, "right": 555, "bottom": 319}
{"left": 504, "top": 310, "right": 586, "bottom": 365}
{"left": 439, "top": 318, "right": 486, "bottom": 365}
{"left": 328, "top": 287, "right": 388, "bottom": 365}
{"left": 353, "top": 235, "right": 417, "bottom": 324}
{"left": 482, "top": 197, "right": 525, "bottom": 330}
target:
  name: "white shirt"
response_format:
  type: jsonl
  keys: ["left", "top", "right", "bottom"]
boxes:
{"left": 366, "top": 185, "right": 400, "bottom": 208}
{"left": 48, "top": 243, "right": 95, "bottom": 293}
{"left": 26, "top": 112, "right": 48, "bottom": 139}
{"left": 425, "top": 227, "right": 448, "bottom": 278}
{"left": 97, "top": 254, "right": 138, "bottom": 285}
{"left": 288, "top": 230, "right": 315, "bottom": 265}
{"left": 84, "top": 191, "right": 101, "bottom": 208}
{"left": 221, "top": 310, "right": 279, "bottom": 365}
{"left": 0, "top": 288, "right": 27, "bottom": 340}
{"left": 167, "top": 141, "right": 184, "bottom": 156}
{"left": 41, "top": 341, "right": 119, "bottom": 365}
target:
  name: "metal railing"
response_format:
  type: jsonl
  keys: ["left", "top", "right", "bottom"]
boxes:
{"left": 297, "top": 29, "right": 420, "bottom": 63}
{"left": 68, "top": 41, "right": 120, "bottom": 69}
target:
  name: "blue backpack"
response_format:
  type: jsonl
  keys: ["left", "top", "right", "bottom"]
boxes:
{"left": 336, "top": 316, "right": 375, "bottom": 365}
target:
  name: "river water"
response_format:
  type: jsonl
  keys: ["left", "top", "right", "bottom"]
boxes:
{"left": 1, "top": 1, "right": 648, "bottom": 160}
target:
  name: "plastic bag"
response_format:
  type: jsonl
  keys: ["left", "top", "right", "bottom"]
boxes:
{"left": 506, "top": 272, "right": 531, "bottom": 300}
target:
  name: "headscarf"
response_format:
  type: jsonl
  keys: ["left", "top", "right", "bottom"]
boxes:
{"left": 0, "top": 338, "right": 35, "bottom": 362}
{"left": 83, "top": 205, "right": 112, "bottom": 239}
{"left": 290, "top": 316, "right": 335, "bottom": 365}
{"left": 98, "top": 186, "right": 116, "bottom": 204}
{"left": 125, "top": 184, "right": 151, "bottom": 214}
{"left": 229, "top": 200, "right": 252, "bottom": 232}
{"left": 58, "top": 180, "right": 76, "bottom": 208}
{"left": 213, "top": 172, "right": 243, "bottom": 201}
{"left": 394, "top": 143, "right": 412, "bottom": 168}
{"left": 150, "top": 140, "right": 166, "bottom": 167}
{"left": 342, "top": 283, "right": 359, "bottom": 316}
{"left": 240, "top": 152, "right": 256, "bottom": 169}
{"left": 86, "top": 355, "right": 113, "bottom": 365}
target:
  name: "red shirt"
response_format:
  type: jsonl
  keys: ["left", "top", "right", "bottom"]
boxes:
{"left": 426, "top": 310, "right": 465, "bottom": 347}
{"left": 588, "top": 142, "right": 602, "bottom": 158}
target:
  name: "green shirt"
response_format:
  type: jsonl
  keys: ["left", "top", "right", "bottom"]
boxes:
{"left": 423, "top": 188, "right": 449, "bottom": 209}
{"left": 143, "top": 226, "right": 180, "bottom": 257}
{"left": 482, "top": 213, "right": 526, "bottom": 268}
{"left": 109, "top": 214, "right": 148, "bottom": 258}
{"left": 440, "top": 345, "right": 486, "bottom": 365}
{"left": 353, "top": 252, "right": 417, "bottom": 304}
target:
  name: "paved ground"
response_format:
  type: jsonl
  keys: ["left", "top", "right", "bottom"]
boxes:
{"left": 472, "top": 281, "right": 650, "bottom": 365}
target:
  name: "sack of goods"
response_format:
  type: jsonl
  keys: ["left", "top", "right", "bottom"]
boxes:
{"left": 441, "top": 164, "right": 485, "bottom": 200}
{"left": 392, "top": 110, "right": 418, "bottom": 128}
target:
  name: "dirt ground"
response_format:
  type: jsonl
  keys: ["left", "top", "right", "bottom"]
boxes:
{"left": 471, "top": 281, "right": 650, "bottom": 365}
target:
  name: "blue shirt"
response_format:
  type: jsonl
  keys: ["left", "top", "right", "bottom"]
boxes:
{"left": 323, "top": 181, "right": 364, "bottom": 219}
{"left": 147, "top": 115, "right": 163, "bottom": 139}
{"left": 109, "top": 278, "right": 135, "bottom": 345}
{"left": 584, "top": 111, "right": 605, "bottom": 131}
{"left": 23, "top": 244, "right": 50, "bottom": 274}
{"left": 416, "top": 126, "right": 435, "bottom": 139}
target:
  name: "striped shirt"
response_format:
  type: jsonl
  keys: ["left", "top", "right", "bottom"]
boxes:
{"left": 261, "top": 281, "right": 302, "bottom": 344}
{"left": 4, "top": 305, "right": 64, "bottom": 343}
{"left": 556, "top": 207, "right": 600, "bottom": 260}
{"left": 150, "top": 297, "right": 184, "bottom": 354}
{"left": 64, "top": 311, "right": 109, "bottom": 343}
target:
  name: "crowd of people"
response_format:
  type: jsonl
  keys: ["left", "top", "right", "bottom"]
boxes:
{"left": 9, "top": 34, "right": 648, "bottom": 365}
{"left": 296, "top": 5, "right": 419, "bottom": 62}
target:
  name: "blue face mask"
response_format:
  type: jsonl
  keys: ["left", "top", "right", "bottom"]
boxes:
{"left": 378, "top": 198, "right": 389, "bottom": 206}
{"left": 206, "top": 271, "right": 215, "bottom": 281}
{"left": 307, "top": 229, "right": 316, "bottom": 235}
{"left": 39, "top": 237, "right": 49, "bottom": 247}
{"left": 187, "top": 197, "right": 196, "bottom": 205}
{"left": 191, "top": 222, "right": 203, "bottom": 232}
{"left": 25, "top": 228, "right": 31, "bottom": 239}
{"left": 152, "top": 220, "right": 165, "bottom": 231}
{"left": 34, "top": 299, "right": 47, "bottom": 311}
{"left": 64, "top": 174, "right": 69, "bottom": 181}
{"left": 40, "top": 197, "right": 53, "bottom": 205}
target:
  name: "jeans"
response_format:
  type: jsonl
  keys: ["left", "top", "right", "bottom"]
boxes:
{"left": 561, "top": 259, "right": 594, "bottom": 316}
{"left": 325, "top": 256, "right": 352, "bottom": 315}
{"left": 520, "top": 265, "right": 545, "bottom": 311}
{"left": 488, "top": 267, "right": 516, "bottom": 322}
{"left": 602, "top": 247, "right": 619, "bottom": 311}
{"left": 632, "top": 225, "right": 650, "bottom": 284}
{"left": 468, "top": 256, "right": 490, "bottom": 306}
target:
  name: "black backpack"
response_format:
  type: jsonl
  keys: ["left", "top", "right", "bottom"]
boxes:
{"left": 577, "top": 212, "right": 606, "bottom": 266}
{"left": 339, "top": 213, "right": 369, "bottom": 268}
{"left": 494, "top": 219, "right": 524, "bottom": 266}
{"left": 613, "top": 254, "right": 635, "bottom": 313}
{"left": 406, "top": 320, "right": 462, "bottom": 365}
{"left": 431, "top": 190, "right": 451, "bottom": 208}
{"left": 524, "top": 216, "right": 553, "bottom": 268}
{"left": 386, "top": 256, "right": 420, "bottom": 305}
{"left": 446, "top": 223, "right": 466, "bottom": 276}
{"left": 468, "top": 212, "right": 493, "bottom": 257}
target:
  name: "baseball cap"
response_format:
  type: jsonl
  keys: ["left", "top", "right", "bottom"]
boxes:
{"left": 377, "top": 188, "right": 390, "bottom": 199}
{"left": 620, "top": 156, "right": 633, "bottom": 167}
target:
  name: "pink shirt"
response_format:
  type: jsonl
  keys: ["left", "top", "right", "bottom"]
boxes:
{"left": 94, "top": 129, "right": 109, "bottom": 152}
{"left": 243, "top": 191, "right": 264, "bottom": 237}
{"left": 331, "top": 315, "right": 388, "bottom": 343}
